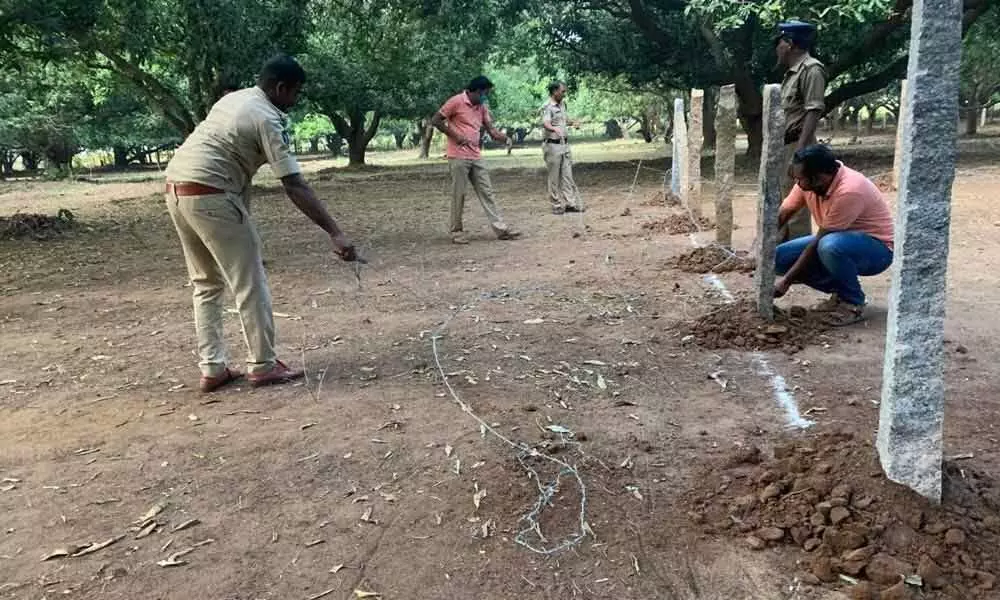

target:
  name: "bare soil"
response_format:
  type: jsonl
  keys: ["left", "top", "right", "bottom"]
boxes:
{"left": 688, "top": 429, "right": 1000, "bottom": 599}
{"left": 2, "top": 135, "right": 1000, "bottom": 600}
{"left": 669, "top": 245, "right": 755, "bottom": 274}
{"left": 641, "top": 213, "right": 714, "bottom": 235}
{"left": 640, "top": 190, "right": 682, "bottom": 208}
{"left": 0, "top": 210, "right": 77, "bottom": 240}
{"left": 679, "top": 298, "right": 838, "bottom": 354}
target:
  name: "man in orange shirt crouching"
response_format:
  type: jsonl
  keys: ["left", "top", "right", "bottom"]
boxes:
{"left": 774, "top": 145, "right": 894, "bottom": 326}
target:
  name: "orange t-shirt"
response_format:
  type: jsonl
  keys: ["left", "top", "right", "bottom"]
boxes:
{"left": 782, "top": 163, "right": 894, "bottom": 249}
{"left": 438, "top": 92, "right": 492, "bottom": 161}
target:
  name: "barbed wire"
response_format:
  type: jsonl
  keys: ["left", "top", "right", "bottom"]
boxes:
{"left": 429, "top": 308, "right": 589, "bottom": 555}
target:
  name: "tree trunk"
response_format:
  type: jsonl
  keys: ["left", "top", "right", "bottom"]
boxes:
{"left": 734, "top": 83, "right": 763, "bottom": 159}
{"left": 419, "top": 116, "right": 435, "bottom": 159}
{"left": 113, "top": 145, "right": 129, "bottom": 169}
{"left": 865, "top": 105, "right": 876, "bottom": 135}
{"left": 605, "top": 119, "right": 624, "bottom": 139}
{"left": 20, "top": 151, "right": 39, "bottom": 171}
{"left": 347, "top": 137, "right": 366, "bottom": 165}
{"left": 700, "top": 20, "right": 761, "bottom": 158}
{"left": 332, "top": 109, "right": 382, "bottom": 167}
{"left": 325, "top": 134, "right": 344, "bottom": 157}
{"left": 702, "top": 87, "right": 717, "bottom": 149}
{"left": 0, "top": 149, "right": 15, "bottom": 176}
{"left": 965, "top": 107, "right": 979, "bottom": 135}
{"left": 309, "top": 137, "right": 320, "bottom": 153}
{"left": 640, "top": 114, "right": 653, "bottom": 143}
{"left": 393, "top": 132, "right": 406, "bottom": 149}
{"left": 738, "top": 111, "right": 762, "bottom": 160}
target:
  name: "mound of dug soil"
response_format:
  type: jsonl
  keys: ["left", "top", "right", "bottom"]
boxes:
{"left": 0, "top": 209, "right": 76, "bottom": 240}
{"left": 641, "top": 190, "right": 682, "bottom": 207}
{"left": 686, "top": 430, "right": 1000, "bottom": 599}
{"left": 670, "top": 246, "right": 755, "bottom": 274}
{"left": 680, "top": 299, "right": 833, "bottom": 353}
{"left": 642, "top": 213, "right": 713, "bottom": 235}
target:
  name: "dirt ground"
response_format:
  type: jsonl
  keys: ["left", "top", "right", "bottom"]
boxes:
{"left": 2, "top": 134, "right": 1000, "bottom": 600}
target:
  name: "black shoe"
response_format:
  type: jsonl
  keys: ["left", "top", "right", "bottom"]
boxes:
{"left": 565, "top": 205, "right": 584, "bottom": 213}
{"left": 552, "top": 207, "right": 565, "bottom": 215}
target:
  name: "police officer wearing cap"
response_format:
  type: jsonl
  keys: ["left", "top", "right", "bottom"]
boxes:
{"left": 776, "top": 20, "right": 827, "bottom": 241}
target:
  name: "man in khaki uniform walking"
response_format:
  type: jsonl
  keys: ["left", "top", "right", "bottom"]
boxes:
{"left": 541, "top": 82, "right": 583, "bottom": 215}
{"left": 165, "top": 55, "right": 357, "bottom": 393}
{"left": 776, "top": 20, "right": 827, "bottom": 241}
{"left": 432, "top": 76, "right": 521, "bottom": 245}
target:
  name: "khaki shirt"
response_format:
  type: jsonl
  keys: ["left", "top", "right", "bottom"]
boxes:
{"left": 166, "top": 87, "right": 300, "bottom": 194}
{"left": 781, "top": 53, "right": 827, "bottom": 142}
{"left": 542, "top": 100, "right": 568, "bottom": 140}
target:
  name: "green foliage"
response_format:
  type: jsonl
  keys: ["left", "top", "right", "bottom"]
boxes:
{"left": 961, "top": 10, "right": 1000, "bottom": 109}
{"left": 292, "top": 113, "right": 336, "bottom": 143}
{"left": 0, "top": 60, "right": 92, "bottom": 173}
{"left": 687, "top": 0, "right": 894, "bottom": 33}
{"left": 486, "top": 59, "right": 549, "bottom": 126}
{"left": 3, "top": 0, "right": 309, "bottom": 135}
{"left": 303, "top": 0, "right": 499, "bottom": 164}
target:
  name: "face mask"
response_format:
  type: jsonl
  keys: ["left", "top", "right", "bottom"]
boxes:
{"left": 479, "top": 93, "right": 489, "bottom": 104}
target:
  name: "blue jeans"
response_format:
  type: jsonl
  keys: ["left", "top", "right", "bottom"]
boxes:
{"left": 775, "top": 232, "right": 893, "bottom": 306}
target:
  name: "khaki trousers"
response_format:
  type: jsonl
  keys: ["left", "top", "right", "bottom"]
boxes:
{"left": 165, "top": 189, "right": 276, "bottom": 377}
{"left": 780, "top": 142, "right": 813, "bottom": 242}
{"left": 449, "top": 159, "right": 508, "bottom": 235}
{"left": 543, "top": 142, "right": 582, "bottom": 210}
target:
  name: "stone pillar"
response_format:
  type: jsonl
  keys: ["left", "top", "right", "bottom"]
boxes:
{"left": 754, "top": 84, "right": 785, "bottom": 321}
{"left": 670, "top": 99, "right": 681, "bottom": 196}
{"left": 715, "top": 85, "right": 736, "bottom": 247}
{"left": 688, "top": 89, "right": 704, "bottom": 217}
{"left": 878, "top": 0, "right": 962, "bottom": 503}
{"left": 891, "top": 79, "right": 908, "bottom": 190}
{"left": 674, "top": 98, "right": 688, "bottom": 202}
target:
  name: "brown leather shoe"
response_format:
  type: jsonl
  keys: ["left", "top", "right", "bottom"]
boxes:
{"left": 451, "top": 232, "right": 470, "bottom": 245}
{"left": 200, "top": 368, "right": 243, "bottom": 393}
{"left": 496, "top": 228, "right": 522, "bottom": 241}
{"left": 249, "top": 360, "right": 304, "bottom": 388}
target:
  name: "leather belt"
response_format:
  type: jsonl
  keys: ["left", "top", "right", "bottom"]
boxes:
{"left": 544, "top": 139, "right": 566, "bottom": 144}
{"left": 166, "top": 182, "right": 225, "bottom": 196}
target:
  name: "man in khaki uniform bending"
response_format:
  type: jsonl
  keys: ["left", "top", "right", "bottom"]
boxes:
{"left": 541, "top": 82, "right": 583, "bottom": 215}
{"left": 165, "top": 55, "right": 357, "bottom": 393}
{"left": 776, "top": 20, "right": 827, "bottom": 241}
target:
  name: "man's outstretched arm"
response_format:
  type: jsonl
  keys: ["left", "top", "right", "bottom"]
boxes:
{"left": 281, "top": 173, "right": 356, "bottom": 261}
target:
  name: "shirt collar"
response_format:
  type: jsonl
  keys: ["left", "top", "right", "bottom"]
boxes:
{"left": 253, "top": 86, "right": 288, "bottom": 118}
{"left": 820, "top": 162, "right": 847, "bottom": 199}
{"left": 788, "top": 52, "right": 811, "bottom": 73}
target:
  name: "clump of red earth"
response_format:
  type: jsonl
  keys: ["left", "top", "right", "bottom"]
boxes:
{"left": 685, "top": 429, "right": 1000, "bottom": 599}
{"left": 641, "top": 190, "right": 682, "bottom": 207}
{"left": 669, "top": 246, "right": 755, "bottom": 274}
{"left": 642, "top": 213, "right": 714, "bottom": 235}
{"left": 679, "top": 299, "right": 838, "bottom": 354}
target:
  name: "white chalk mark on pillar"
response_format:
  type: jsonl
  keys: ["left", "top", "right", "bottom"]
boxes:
{"left": 752, "top": 353, "right": 814, "bottom": 430}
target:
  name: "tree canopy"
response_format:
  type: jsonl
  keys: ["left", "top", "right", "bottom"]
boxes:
{"left": 1, "top": 0, "right": 997, "bottom": 173}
